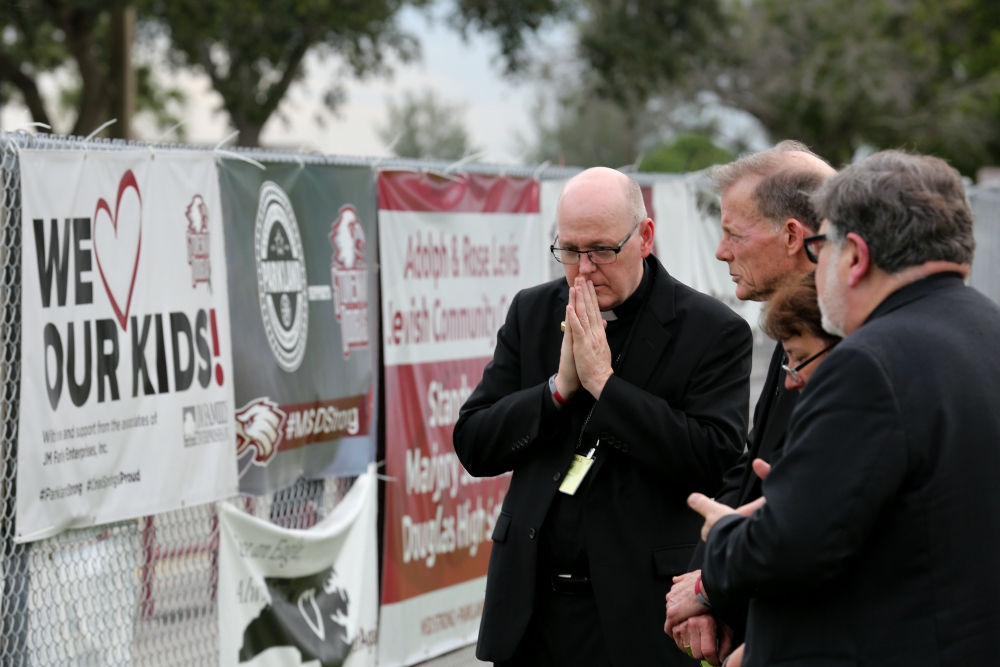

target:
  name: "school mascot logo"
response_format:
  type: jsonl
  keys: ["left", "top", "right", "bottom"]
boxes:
{"left": 328, "top": 205, "right": 369, "bottom": 357}
{"left": 235, "top": 397, "right": 287, "bottom": 470}
{"left": 255, "top": 182, "right": 308, "bottom": 372}
{"left": 185, "top": 194, "right": 211, "bottom": 289}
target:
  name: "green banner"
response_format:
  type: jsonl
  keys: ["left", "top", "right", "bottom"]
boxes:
{"left": 218, "top": 160, "right": 378, "bottom": 495}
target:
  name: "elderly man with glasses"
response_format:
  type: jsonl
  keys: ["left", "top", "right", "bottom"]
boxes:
{"left": 665, "top": 142, "right": 836, "bottom": 666}
{"left": 454, "top": 166, "right": 753, "bottom": 667}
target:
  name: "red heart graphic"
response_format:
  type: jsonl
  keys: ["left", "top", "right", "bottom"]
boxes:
{"left": 93, "top": 170, "right": 142, "bottom": 331}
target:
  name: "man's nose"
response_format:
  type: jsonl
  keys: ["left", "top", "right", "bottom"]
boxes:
{"left": 716, "top": 239, "right": 732, "bottom": 262}
{"left": 579, "top": 253, "right": 597, "bottom": 274}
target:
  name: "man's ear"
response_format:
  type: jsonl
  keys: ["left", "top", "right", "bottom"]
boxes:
{"left": 784, "top": 218, "right": 808, "bottom": 257}
{"left": 639, "top": 218, "right": 655, "bottom": 258}
{"left": 845, "top": 232, "right": 871, "bottom": 288}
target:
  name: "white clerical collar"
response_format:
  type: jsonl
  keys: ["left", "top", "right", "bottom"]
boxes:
{"left": 601, "top": 310, "right": 618, "bottom": 321}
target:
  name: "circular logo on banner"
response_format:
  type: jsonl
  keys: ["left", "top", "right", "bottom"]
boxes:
{"left": 254, "top": 181, "right": 308, "bottom": 372}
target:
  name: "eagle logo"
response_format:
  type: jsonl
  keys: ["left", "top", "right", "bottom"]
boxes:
{"left": 329, "top": 206, "right": 366, "bottom": 271}
{"left": 328, "top": 206, "right": 370, "bottom": 357}
{"left": 185, "top": 194, "right": 211, "bottom": 288}
{"left": 235, "top": 397, "right": 287, "bottom": 468}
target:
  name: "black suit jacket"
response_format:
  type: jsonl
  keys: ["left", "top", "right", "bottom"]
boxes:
{"left": 704, "top": 273, "right": 1000, "bottom": 667}
{"left": 692, "top": 341, "right": 799, "bottom": 635}
{"left": 454, "top": 257, "right": 753, "bottom": 665}
{"left": 718, "top": 342, "right": 799, "bottom": 508}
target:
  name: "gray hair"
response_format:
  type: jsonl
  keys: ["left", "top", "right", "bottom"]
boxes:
{"left": 711, "top": 140, "right": 821, "bottom": 191}
{"left": 753, "top": 168, "right": 826, "bottom": 233}
{"left": 811, "top": 150, "right": 975, "bottom": 273}
{"left": 711, "top": 140, "right": 832, "bottom": 231}
{"left": 624, "top": 174, "right": 647, "bottom": 227}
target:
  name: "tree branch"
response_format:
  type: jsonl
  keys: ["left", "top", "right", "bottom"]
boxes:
{"left": 63, "top": 10, "right": 106, "bottom": 137}
{"left": 0, "top": 51, "right": 52, "bottom": 128}
{"left": 259, "top": 38, "right": 312, "bottom": 124}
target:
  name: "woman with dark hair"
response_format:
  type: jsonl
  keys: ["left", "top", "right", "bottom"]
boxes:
{"left": 762, "top": 272, "right": 841, "bottom": 392}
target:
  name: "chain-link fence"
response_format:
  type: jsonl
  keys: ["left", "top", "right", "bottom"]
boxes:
{"left": 0, "top": 132, "right": 362, "bottom": 667}
{"left": 10, "top": 130, "right": 994, "bottom": 666}
{"left": 0, "top": 130, "right": 716, "bottom": 666}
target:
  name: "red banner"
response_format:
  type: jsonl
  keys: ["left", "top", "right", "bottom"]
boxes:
{"left": 381, "top": 359, "right": 508, "bottom": 604}
{"left": 377, "top": 171, "right": 544, "bottom": 666}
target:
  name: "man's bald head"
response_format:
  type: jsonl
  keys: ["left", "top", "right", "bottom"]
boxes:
{"left": 555, "top": 167, "right": 654, "bottom": 310}
{"left": 557, "top": 167, "right": 647, "bottom": 237}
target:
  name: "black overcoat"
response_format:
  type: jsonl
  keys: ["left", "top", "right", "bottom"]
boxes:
{"left": 691, "top": 340, "right": 800, "bottom": 637}
{"left": 454, "top": 256, "right": 753, "bottom": 665}
{"left": 704, "top": 273, "right": 1000, "bottom": 666}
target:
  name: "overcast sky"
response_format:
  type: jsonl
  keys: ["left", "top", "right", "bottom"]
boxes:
{"left": 0, "top": 6, "right": 563, "bottom": 163}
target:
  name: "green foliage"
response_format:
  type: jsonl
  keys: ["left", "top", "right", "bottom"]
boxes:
{"left": 577, "top": 0, "right": 726, "bottom": 104}
{"left": 0, "top": 1, "right": 184, "bottom": 137}
{"left": 3, "top": 0, "right": 564, "bottom": 145}
{"left": 141, "top": 0, "right": 420, "bottom": 147}
{"left": 139, "top": 0, "right": 569, "bottom": 146}
{"left": 377, "top": 89, "right": 474, "bottom": 160}
{"left": 527, "top": 82, "right": 652, "bottom": 168}
{"left": 0, "top": 0, "right": 126, "bottom": 133}
{"left": 448, "top": 0, "right": 570, "bottom": 74}
{"left": 135, "top": 64, "right": 186, "bottom": 139}
{"left": 572, "top": 0, "right": 1000, "bottom": 174}
{"left": 639, "top": 133, "right": 733, "bottom": 173}
{"left": 716, "top": 0, "right": 1000, "bottom": 173}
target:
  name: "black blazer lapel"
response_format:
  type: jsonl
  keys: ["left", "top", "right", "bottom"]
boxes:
{"left": 614, "top": 257, "right": 676, "bottom": 391}
{"left": 737, "top": 343, "right": 799, "bottom": 505}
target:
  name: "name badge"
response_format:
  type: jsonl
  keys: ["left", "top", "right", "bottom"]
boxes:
{"left": 558, "top": 454, "right": 594, "bottom": 495}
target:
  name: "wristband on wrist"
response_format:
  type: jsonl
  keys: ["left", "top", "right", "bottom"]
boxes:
{"left": 695, "top": 575, "right": 712, "bottom": 609}
{"left": 549, "top": 374, "right": 570, "bottom": 406}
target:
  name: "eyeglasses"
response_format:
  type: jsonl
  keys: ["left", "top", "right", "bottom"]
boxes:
{"left": 782, "top": 342, "right": 838, "bottom": 384}
{"left": 804, "top": 234, "right": 828, "bottom": 263}
{"left": 551, "top": 223, "right": 639, "bottom": 265}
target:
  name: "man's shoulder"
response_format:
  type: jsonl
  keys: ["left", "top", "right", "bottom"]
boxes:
{"left": 668, "top": 275, "right": 750, "bottom": 332}
{"left": 514, "top": 276, "right": 568, "bottom": 307}
{"left": 852, "top": 280, "right": 1000, "bottom": 353}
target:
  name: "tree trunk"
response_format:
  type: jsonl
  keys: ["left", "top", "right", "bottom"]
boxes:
{"left": 233, "top": 117, "right": 262, "bottom": 148}
{"left": 64, "top": 13, "right": 107, "bottom": 137}
{"left": 108, "top": 6, "right": 136, "bottom": 141}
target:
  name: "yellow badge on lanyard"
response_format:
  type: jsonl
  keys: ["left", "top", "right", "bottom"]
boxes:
{"left": 559, "top": 446, "right": 596, "bottom": 495}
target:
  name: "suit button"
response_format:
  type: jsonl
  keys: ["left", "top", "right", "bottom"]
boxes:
{"left": 600, "top": 432, "right": 607, "bottom": 439}
{"left": 528, "top": 528, "right": 536, "bottom": 539}
{"left": 553, "top": 472, "right": 561, "bottom": 482}
{"left": 621, "top": 444, "right": 629, "bottom": 453}
{"left": 614, "top": 440, "right": 621, "bottom": 449}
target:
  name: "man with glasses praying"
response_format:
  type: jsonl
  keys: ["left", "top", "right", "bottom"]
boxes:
{"left": 454, "top": 166, "right": 753, "bottom": 666}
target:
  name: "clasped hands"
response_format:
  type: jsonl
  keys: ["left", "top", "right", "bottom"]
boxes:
{"left": 663, "top": 459, "right": 772, "bottom": 667}
{"left": 553, "top": 277, "right": 613, "bottom": 402}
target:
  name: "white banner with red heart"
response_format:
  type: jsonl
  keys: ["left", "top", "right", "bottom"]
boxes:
{"left": 17, "top": 149, "right": 237, "bottom": 543}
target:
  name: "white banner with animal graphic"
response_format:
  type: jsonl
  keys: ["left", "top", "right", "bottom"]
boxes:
{"left": 16, "top": 149, "right": 237, "bottom": 543}
{"left": 217, "top": 464, "right": 378, "bottom": 667}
